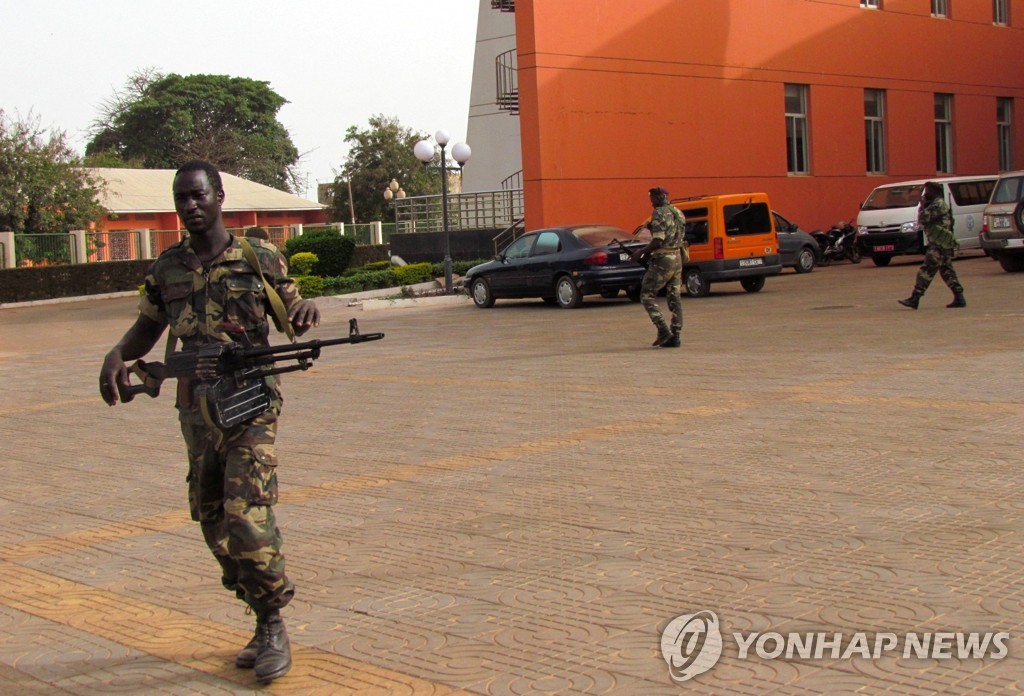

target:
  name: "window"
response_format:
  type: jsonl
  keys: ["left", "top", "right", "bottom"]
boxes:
{"left": 531, "top": 231, "right": 560, "bottom": 256}
{"left": 931, "top": 0, "right": 949, "bottom": 17}
{"left": 998, "top": 98, "right": 1013, "bottom": 171}
{"left": 934, "top": 94, "right": 953, "bottom": 173}
{"left": 864, "top": 89, "right": 886, "bottom": 174}
{"left": 785, "top": 84, "right": 810, "bottom": 174}
{"left": 723, "top": 203, "right": 772, "bottom": 236}
{"left": 503, "top": 235, "right": 533, "bottom": 260}
{"left": 994, "top": 0, "right": 1009, "bottom": 24}
{"left": 861, "top": 0, "right": 881, "bottom": 7}
{"left": 949, "top": 180, "right": 996, "bottom": 206}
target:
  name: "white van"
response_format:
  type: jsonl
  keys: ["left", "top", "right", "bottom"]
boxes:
{"left": 855, "top": 175, "right": 997, "bottom": 266}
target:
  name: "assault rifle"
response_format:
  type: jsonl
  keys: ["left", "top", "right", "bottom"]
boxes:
{"left": 613, "top": 238, "right": 647, "bottom": 269}
{"left": 117, "top": 318, "right": 384, "bottom": 426}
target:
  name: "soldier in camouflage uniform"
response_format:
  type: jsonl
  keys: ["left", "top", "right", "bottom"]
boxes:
{"left": 632, "top": 187, "right": 685, "bottom": 347}
{"left": 99, "top": 161, "right": 319, "bottom": 683}
{"left": 899, "top": 181, "right": 966, "bottom": 309}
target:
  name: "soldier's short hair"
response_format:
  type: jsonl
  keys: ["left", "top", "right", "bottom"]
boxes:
{"left": 176, "top": 160, "right": 224, "bottom": 194}
{"left": 245, "top": 226, "right": 270, "bottom": 240}
{"left": 649, "top": 186, "right": 670, "bottom": 197}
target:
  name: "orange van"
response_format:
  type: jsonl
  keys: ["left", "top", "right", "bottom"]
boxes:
{"left": 636, "top": 192, "right": 782, "bottom": 296}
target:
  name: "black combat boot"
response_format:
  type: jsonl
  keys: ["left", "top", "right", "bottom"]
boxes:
{"left": 254, "top": 609, "right": 291, "bottom": 682}
{"left": 660, "top": 329, "right": 681, "bottom": 348}
{"left": 235, "top": 629, "right": 260, "bottom": 669}
{"left": 947, "top": 292, "right": 966, "bottom": 308}
{"left": 652, "top": 324, "right": 672, "bottom": 347}
{"left": 898, "top": 292, "right": 921, "bottom": 310}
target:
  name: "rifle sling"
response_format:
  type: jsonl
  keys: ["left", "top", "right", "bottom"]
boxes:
{"left": 239, "top": 237, "right": 296, "bottom": 344}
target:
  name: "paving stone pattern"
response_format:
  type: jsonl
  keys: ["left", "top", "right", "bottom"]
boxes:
{"left": 0, "top": 256, "right": 1021, "bottom": 694}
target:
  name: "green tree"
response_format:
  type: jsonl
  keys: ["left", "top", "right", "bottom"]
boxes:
{"left": 0, "top": 110, "right": 106, "bottom": 235}
{"left": 86, "top": 72, "right": 300, "bottom": 192}
{"left": 331, "top": 115, "right": 441, "bottom": 224}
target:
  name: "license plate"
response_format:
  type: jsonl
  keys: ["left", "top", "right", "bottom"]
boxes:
{"left": 619, "top": 253, "right": 632, "bottom": 262}
{"left": 873, "top": 244, "right": 895, "bottom": 252}
{"left": 738, "top": 258, "right": 763, "bottom": 267}
{"left": 993, "top": 217, "right": 1010, "bottom": 229}
{"left": 1005, "top": 238, "right": 1024, "bottom": 248}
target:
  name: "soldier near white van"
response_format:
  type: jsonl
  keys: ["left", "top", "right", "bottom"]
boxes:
{"left": 898, "top": 181, "right": 966, "bottom": 310}
{"left": 631, "top": 187, "right": 685, "bottom": 347}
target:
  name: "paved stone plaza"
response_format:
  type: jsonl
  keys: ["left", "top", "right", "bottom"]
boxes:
{"left": 0, "top": 255, "right": 1021, "bottom": 694}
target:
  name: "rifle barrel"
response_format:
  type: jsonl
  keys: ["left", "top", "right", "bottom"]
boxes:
{"left": 240, "top": 333, "right": 385, "bottom": 359}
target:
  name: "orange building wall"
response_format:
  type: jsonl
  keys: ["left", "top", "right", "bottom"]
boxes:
{"left": 516, "top": 0, "right": 1024, "bottom": 232}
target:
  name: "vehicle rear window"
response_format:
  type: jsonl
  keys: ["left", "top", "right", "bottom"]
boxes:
{"left": 990, "top": 176, "right": 1024, "bottom": 204}
{"left": 949, "top": 180, "right": 995, "bottom": 206}
{"left": 862, "top": 185, "right": 923, "bottom": 210}
{"left": 573, "top": 225, "right": 631, "bottom": 247}
{"left": 723, "top": 202, "right": 772, "bottom": 236}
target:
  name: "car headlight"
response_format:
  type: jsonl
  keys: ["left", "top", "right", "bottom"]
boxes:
{"left": 900, "top": 221, "right": 918, "bottom": 234}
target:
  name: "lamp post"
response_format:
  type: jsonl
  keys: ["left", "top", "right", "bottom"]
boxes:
{"left": 414, "top": 130, "right": 472, "bottom": 293}
{"left": 382, "top": 178, "right": 406, "bottom": 226}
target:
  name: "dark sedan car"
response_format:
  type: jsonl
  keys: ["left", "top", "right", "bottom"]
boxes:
{"left": 772, "top": 211, "right": 820, "bottom": 273}
{"left": 464, "top": 225, "right": 646, "bottom": 308}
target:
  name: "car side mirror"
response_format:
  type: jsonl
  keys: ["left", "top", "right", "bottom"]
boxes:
{"left": 494, "top": 254, "right": 504, "bottom": 262}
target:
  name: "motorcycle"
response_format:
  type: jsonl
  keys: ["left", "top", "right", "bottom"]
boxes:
{"left": 811, "top": 222, "right": 861, "bottom": 266}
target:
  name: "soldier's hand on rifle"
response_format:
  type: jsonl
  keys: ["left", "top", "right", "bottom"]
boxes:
{"left": 288, "top": 299, "right": 320, "bottom": 337}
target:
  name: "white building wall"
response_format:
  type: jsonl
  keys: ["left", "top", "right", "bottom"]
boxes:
{"left": 462, "top": 0, "right": 521, "bottom": 193}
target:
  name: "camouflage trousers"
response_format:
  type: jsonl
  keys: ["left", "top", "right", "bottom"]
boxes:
{"left": 640, "top": 252, "right": 683, "bottom": 331}
{"left": 180, "top": 396, "right": 294, "bottom": 612}
{"left": 914, "top": 245, "right": 963, "bottom": 296}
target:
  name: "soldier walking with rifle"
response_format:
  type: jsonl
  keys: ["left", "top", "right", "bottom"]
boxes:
{"left": 631, "top": 186, "right": 685, "bottom": 348}
{"left": 99, "top": 160, "right": 381, "bottom": 683}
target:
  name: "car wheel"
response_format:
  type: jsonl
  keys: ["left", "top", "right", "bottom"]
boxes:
{"left": 1015, "top": 200, "right": 1024, "bottom": 231}
{"left": 554, "top": 275, "right": 584, "bottom": 308}
{"left": 998, "top": 254, "right": 1024, "bottom": 273}
{"left": 740, "top": 276, "right": 765, "bottom": 293}
{"left": 626, "top": 285, "right": 642, "bottom": 302}
{"left": 872, "top": 255, "right": 892, "bottom": 267}
{"left": 794, "top": 247, "right": 815, "bottom": 273}
{"left": 599, "top": 289, "right": 619, "bottom": 298}
{"left": 470, "top": 277, "right": 495, "bottom": 308}
{"left": 684, "top": 268, "right": 710, "bottom": 297}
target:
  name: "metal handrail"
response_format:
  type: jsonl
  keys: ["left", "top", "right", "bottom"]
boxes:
{"left": 495, "top": 49, "right": 519, "bottom": 114}
{"left": 492, "top": 217, "right": 526, "bottom": 254}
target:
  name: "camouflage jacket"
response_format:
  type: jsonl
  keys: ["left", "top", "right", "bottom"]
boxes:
{"left": 650, "top": 203, "right": 686, "bottom": 254}
{"left": 138, "top": 236, "right": 302, "bottom": 350}
{"left": 918, "top": 197, "right": 956, "bottom": 250}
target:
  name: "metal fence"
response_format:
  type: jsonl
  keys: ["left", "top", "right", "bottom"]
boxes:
{"left": 393, "top": 189, "right": 524, "bottom": 234}
{"left": 14, "top": 233, "right": 78, "bottom": 266}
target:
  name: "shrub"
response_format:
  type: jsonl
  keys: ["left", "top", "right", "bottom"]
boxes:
{"left": 285, "top": 230, "right": 354, "bottom": 276}
{"left": 294, "top": 275, "right": 325, "bottom": 298}
{"left": 289, "top": 252, "right": 319, "bottom": 276}
{"left": 433, "top": 259, "right": 490, "bottom": 277}
{"left": 394, "top": 262, "right": 434, "bottom": 285}
{"left": 361, "top": 260, "right": 393, "bottom": 271}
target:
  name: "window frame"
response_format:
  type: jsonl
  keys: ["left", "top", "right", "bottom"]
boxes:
{"left": 864, "top": 89, "right": 887, "bottom": 175}
{"left": 861, "top": 0, "right": 881, "bottom": 8}
{"left": 998, "top": 98, "right": 1014, "bottom": 172}
{"left": 994, "top": 0, "right": 1009, "bottom": 25}
{"left": 934, "top": 93, "right": 954, "bottom": 174}
{"left": 931, "top": 0, "right": 949, "bottom": 17}
{"left": 785, "top": 84, "right": 810, "bottom": 175}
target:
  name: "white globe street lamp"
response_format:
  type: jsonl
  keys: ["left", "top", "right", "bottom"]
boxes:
{"left": 414, "top": 132, "right": 472, "bottom": 293}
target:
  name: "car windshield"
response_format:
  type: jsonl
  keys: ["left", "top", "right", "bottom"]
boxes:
{"left": 862, "top": 185, "right": 923, "bottom": 210}
{"left": 991, "top": 176, "right": 1024, "bottom": 204}
{"left": 572, "top": 225, "right": 631, "bottom": 247}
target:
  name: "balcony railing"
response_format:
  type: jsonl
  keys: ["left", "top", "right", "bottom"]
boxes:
{"left": 496, "top": 49, "right": 519, "bottom": 114}
{"left": 490, "top": 0, "right": 515, "bottom": 11}
{"left": 393, "top": 189, "right": 524, "bottom": 234}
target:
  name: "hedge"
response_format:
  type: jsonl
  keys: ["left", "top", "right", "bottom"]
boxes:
{"left": 284, "top": 230, "right": 354, "bottom": 276}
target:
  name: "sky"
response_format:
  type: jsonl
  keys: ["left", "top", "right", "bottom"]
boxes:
{"left": 0, "top": 0, "right": 480, "bottom": 201}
